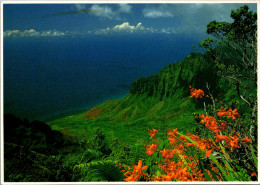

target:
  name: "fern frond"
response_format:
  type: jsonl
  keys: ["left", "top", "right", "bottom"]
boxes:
{"left": 83, "top": 160, "right": 124, "bottom": 181}
{"left": 80, "top": 149, "right": 103, "bottom": 163}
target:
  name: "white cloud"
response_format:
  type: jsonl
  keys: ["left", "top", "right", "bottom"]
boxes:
{"left": 143, "top": 4, "right": 174, "bottom": 18}
{"left": 4, "top": 29, "right": 67, "bottom": 37}
{"left": 90, "top": 22, "right": 177, "bottom": 35}
{"left": 4, "top": 29, "right": 40, "bottom": 37}
{"left": 161, "top": 28, "right": 177, "bottom": 34}
{"left": 142, "top": 4, "right": 257, "bottom": 35}
{"left": 75, "top": 4, "right": 86, "bottom": 11}
{"left": 113, "top": 22, "right": 142, "bottom": 31}
{"left": 118, "top": 4, "right": 132, "bottom": 13}
{"left": 4, "top": 30, "right": 22, "bottom": 37}
{"left": 144, "top": 10, "right": 173, "bottom": 18}
{"left": 89, "top": 4, "right": 118, "bottom": 20}
{"left": 88, "top": 4, "right": 132, "bottom": 20}
{"left": 41, "top": 30, "right": 65, "bottom": 37}
{"left": 93, "top": 22, "right": 144, "bottom": 34}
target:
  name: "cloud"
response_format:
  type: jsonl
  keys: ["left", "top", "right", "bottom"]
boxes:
{"left": 75, "top": 4, "right": 86, "bottom": 11}
{"left": 4, "top": 29, "right": 39, "bottom": 37}
{"left": 4, "top": 29, "right": 67, "bottom": 37}
{"left": 118, "top": 4, "right": 132, "bottom": 13}
{"left": 42, "top": 6, "right": 103, "bottom": 18}
{"left": 143, "top": 4, "right": 256, "bottom": 21}
{"left": 142, "top": 4, "right": 257, "bottom": 35}
{"left": 4, "top": 24, "right": 177, "bottom": 37}
{"left": 93, "top": 22, "right": 145, "bottom": 34}
{"left": 113, "top": 22, "right": 142, "bottom": 31}
{"left": 143, "top": 5, "right": 174, "bottom": 18}
{"left": 41, "top": 30, "right": 66, "bottom": 37}
{"left": 89, "top": 4, "right": 117, "bottom": 20}
{"left": 90, "top": 22, "right": 177, "bottom": 35}
{"left": 89, "top": 4, "right": 132, "bottom": 20}
{"left": 43, "top": 4, "right": 132, "bottom": 20}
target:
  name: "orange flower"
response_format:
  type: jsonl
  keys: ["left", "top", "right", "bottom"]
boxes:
{"left": 160, "top": 149, "right": 174, "bottom": 160}
{"left": 187, "top": 161, "right": 196, "bottom": 168}
{"left": 243, "top": 136, "right": 252, "bottom": 144}
{"left": 179, "top": 167, "right": 189, "bottom": 176}
{"left": 179, "top": 135, "right": 187, "bottom": 141}
{"left": 133, "top": 160, "right": 148, "bottom": 172}
{"left": 148, "top": 128, "right": 159, "bottom": 138}
{"left": 199, "top": 115, "right": 215, "bottom": 125}
{"left": 179, "top": 143, "right": 184, "bottom": 150}
{"left": 227, "top": 136, "right": 240, "bottom": 151}
{"left": 228, "top": 108, "right": 240, "bottom": 119}
{"left": 217, "top": 111, "right": 228, "bottom": 117}
{"left": 185, "top": 142, "right": 196, "bottom": 147}
{"left": 175, "top": 143, "right": 185, "bottom": 154}
{"left": 205, "top": 148, "right": 214, "bottom": 158}
{"left": 124, "top": 171, "right": 141, "bottom": 181}
{"left": 146, "top": 144, "right": 158, "bottom": 156}
{"left": 161, "top": 174, "right": 173, "bottom": 181}
{"left": 151, "top": 176, "right": 160, "bottom": 181}
{"left": 200, "top": 116, "right": 226, "bottom": 133}
{"left": 124, "top": 160, "right": 148, "bottom": 181}
{"left": 187, "top": 133, "right": 200, "bottom": 141}
{"left": 198, "top": 142, "right": 207, "bottom": 150}
{"left": 215, "top": 134, "right": 228, "bottom": 142}
{"left": 189, "top": 87, "right": 204, "bottom": 100}
{"left": 167, "top": 128, "right": 178, "bottom": 137}
{"left": 168, "top": 137, "right": 177, "bottom": 146}
{"left": 217, "top": 108, "right": 240, "bottom": 119}
{"left": 176, "top": 167, "right": 192, "bottom": 181}
{"left": 251, "top": 172, "right": 257, "bottom": 177}
{"left": 146, "top": 150, "right": 155, "bottom": 156}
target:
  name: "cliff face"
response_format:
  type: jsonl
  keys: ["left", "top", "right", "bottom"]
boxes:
{"left": 81, "top": 52, "right": 223, "bottom": 123}
{"left": 129, "top": 53, "right": 219, "bottom": 100}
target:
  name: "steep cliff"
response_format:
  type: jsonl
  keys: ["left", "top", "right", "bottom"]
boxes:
{"left": 129, "top": 52, "right": 219, "bottom": 100}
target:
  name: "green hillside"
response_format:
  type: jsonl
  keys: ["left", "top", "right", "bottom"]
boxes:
{"left": 48, "top": 52, "right": 221, "bottom": 144}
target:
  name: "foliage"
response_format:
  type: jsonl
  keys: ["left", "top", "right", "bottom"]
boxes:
{"left": 4, "top": 114, "right": 130, "bottom": 182}
{"left": 4, "top": 143, "right": 71, "bottom": 182}
{"left": 199, "top": 5, "right": 257, "bottom": 130}
{"left": 73, "top": 160, "right": 124, "bottom": 181}
{"left": 118, "top": 87, "right": 257, "bottom": 181}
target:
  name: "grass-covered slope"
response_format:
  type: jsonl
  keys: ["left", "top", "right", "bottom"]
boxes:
{"left": 48, "top": 52, "right": 222, "bottom": 145}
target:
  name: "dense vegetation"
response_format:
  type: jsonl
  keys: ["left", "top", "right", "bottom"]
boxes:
{"left": 4, "top": 5, "right": 257, "bottom": 182}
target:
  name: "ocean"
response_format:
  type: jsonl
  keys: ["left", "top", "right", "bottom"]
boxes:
{"left": 4, "top": 34, "right": 198, "bottom": 121}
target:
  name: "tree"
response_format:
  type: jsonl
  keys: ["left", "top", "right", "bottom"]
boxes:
{"left": 199, "top": 5, "right": 257, "bottom": 138}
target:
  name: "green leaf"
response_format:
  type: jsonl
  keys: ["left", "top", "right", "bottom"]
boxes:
{"left": 250, "top": 144, "right": 258, "bottom": 170}
{"left": 209, "top": 154, "right": 231, "bottom": 181}
{"left": 155, "top": 170, "right": 161, "bottom": 176}
{"left": 84, "top": 160, "right": 124, "bottom": 181}
{"left": 198, "top": 158, "right": 213, "bottom": 181}
{"left": 203, "top": 161, "right": 220, "bottom": 181}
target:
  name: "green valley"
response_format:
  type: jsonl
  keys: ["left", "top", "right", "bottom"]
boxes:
{"left": 48, "top": 52, "right": 219, "bottom": 145}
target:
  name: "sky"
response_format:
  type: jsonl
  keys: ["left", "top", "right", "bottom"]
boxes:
{"left": 3, "top": 3, "right": 257, "bottom": 40}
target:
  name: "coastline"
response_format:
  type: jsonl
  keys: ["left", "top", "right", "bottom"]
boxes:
{"left": 43, "top": 92, "right": 129, "bottom": 123}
